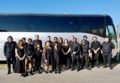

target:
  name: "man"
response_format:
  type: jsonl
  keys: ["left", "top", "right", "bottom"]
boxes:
{"left": 33, "top": 34, "right": 43, "bottom": 72}
{"left": 22, "top": 37, "right": 27, "bottom": 46}
{"left": 54, "top": 37, "right": 62, "bottom": 74}
{"left": 4, "top": 36, "right": 16, "bottom": 74}
{"left": 45, "top": 36, "right": 54, "bottom": 47}
{"left": 71, "top": 37, "right": 81, "bottom": 71}
{"left": 101, "top": 37, "right": 115, "bottom": 69}
{"left": 69, "top": 35, "right": 75, "bottom": 47}
{"left": 83, "top": 35, "right": 90, "bottom": 46}
{"left": 24, "top": 38, "right": 34, "bottom": 76}
{"left": 91, "top": 36, "right": 101, "bottom": 68}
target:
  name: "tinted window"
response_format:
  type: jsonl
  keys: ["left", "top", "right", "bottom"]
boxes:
{"left": 0, "top": 16, "right": 28, "bottom": 31}
{"left": 28, "top": 16, "right": 54, "bottom": 32}
{"left": 54, "top": 16, "right": 77, "bottom": 32}
{"left": 77, "top": 17, "right": 105, "bottom": 37}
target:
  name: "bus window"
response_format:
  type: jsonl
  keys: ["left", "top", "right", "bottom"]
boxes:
{"left": 28, "top": 16, "right": 54, "bottom": 32}
{"left": 0, "top": 16, "right": 28, "bottom": 32}
{"left": 78, "top": 17, "right": 105, "bottom": 37}
{"left": 54, "top": 16, "right": 77, "bottom": 32}
{"left": 106, "top": 25, "right": 116, "bottom": 42}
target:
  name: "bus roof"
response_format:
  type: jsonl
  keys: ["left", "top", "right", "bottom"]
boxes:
{"left": 0, "top": 13, "right": 111, "bottom": 17}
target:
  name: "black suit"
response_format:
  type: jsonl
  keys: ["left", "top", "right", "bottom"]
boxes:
{"left": 4, "top": 41, "right": 16, "bottom": 73}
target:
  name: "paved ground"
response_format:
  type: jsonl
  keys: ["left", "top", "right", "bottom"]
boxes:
{"left": 0, "top": 64, "right": 120, "bottom": 83}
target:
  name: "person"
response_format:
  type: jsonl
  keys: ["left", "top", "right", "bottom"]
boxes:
{"left": 58, "top": 37, "right": 65, "bottom": 68}
{"left": 71, "top": 37, "right": 81, "bottom": 71}
{"left": 83, "top": 35, "right": 90, "bottom": 47}
{"left": 44, "top": 41, "right": 54, "bottom": 73}
{"left": 45, "top": 36, "right": 54, "bottom": 47}
{"left": 22, "top": 37, "right": 27, "bottom": 46}
{"left": 62, "top": 39, "right": 71, "bottom": 70}
{"left": 81, "top": 39, "right": 90, "bottom": 69}
{"left": 34, "top": 43, "right": 43, "bottom": 74}
{"left": 54, "top": 37, "right": 62, "bottom": 74}
{"left": 4, "top": 36, "right": 17, "bottom": 74}
{"left": 69, "top": 35, "right": 75, "bottom": 47}
{"left": 33, "top": 34, "right": 43, "bottom": 71}
{"left": 91, "top": 36, "right": 101, "bottom": 68}
{"left": 24, "top": 38, "right": 34, "bottom": 76}
{"left": 15, "top": 40, "right": 26, "bottom": 76}
{"left": 101, "top": 37, "right": 115, "bottom": 69}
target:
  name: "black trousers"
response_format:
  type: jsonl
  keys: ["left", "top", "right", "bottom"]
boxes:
{"left": 6, "top": 57, "right": 16, "bottom": 73}
{"left": 36, "top": 55, "right": 42, "bottom": 70}
{"left": 65, "top": 54, "right": 72, "bottom": 68}
{"left": 72, "top": 54, "right": 81, "bottom": 69}
{"left": 102, "top": 53, "right": 112, "bottom": 67}
{"left": 91, "top": 53, "right": 99, "bottom": 67}
{"left": 81, "top": 53, "right": 89, "bottom": 68}
{"left": 54, "top": 54, "right": 61, "bottom": 71}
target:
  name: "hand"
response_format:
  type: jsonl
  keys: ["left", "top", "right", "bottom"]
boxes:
{"left": 64, "top": 53, "right": 67, "bottom": 55}
{"left": 19, "top": 58, "right": 22, "bottom": 61}
{"left": 112, "top": 51, "right": 114, "bottom": 55}
{"left": 73, "top": 52, "right": 76, "bottom": 55}
{"left": 94, "top": 50, "right": 97, "bottom": 54}
{"left": 45, "top": 60, "right": 48, "bottom": 63}
{"left": 40, "top": 50, "right": 43, "bottom": 52}
{"left": 64, "top": 52, "right": 68, "bottom": 55}
{"left": 89, "top": 52, "right": 92, "bottom": 58}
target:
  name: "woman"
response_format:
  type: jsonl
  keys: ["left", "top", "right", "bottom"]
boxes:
{"left": 62, "top": 39, "right": 71, "bottom": 70}
{"left": 15, "top": 40, "right": 25, "bottom": 76}
{"left": 44, "top": 41, "right": 54, "bottom": 73}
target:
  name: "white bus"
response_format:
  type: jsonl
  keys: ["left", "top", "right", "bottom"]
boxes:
{"left": 0, "top": 14, "right": 117, "bottom": 61}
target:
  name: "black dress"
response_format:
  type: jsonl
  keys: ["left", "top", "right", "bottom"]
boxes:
{"left": 15, "top": 47, "right": 25, "bottom": 73}
{"left": 62, "top": 45, "right": 72, "bottom": 67}
{"left": 45, "top": 48, "right": 54, "bottom": 65}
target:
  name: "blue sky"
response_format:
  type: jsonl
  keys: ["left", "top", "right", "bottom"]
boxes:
{"left": 0, "top": 0, "right": 120, "bottom": 27}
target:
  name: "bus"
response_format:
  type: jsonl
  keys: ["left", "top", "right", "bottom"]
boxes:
{"left": 0, "top": 14, "right": 117, "bottom": 61}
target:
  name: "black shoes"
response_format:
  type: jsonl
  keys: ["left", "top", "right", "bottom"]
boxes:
{"left": 7, "top": 72, "right": 11, "bottom": 74}
{"left": 30, "top": 70, "right": 33, "bottom": 75}
{"left": 71, "top": 67, "right": 75, "bottom": 71}
{"left": 7, "top": 70, "right": 11, "bottom": 74}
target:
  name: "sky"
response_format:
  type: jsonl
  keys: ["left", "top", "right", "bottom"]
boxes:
{"left": 0, "top": 0, "right": 120, "bottom": 28}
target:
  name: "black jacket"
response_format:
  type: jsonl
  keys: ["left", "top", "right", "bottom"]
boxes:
{"left": 24, "top": 44, "right": 34, "bottom": 56}
{"left": 71, "top": 42, "right": 80, "bottom": 55}
{"left": 4, "top": 41, "right": 16, "bottom": 59}
{"left": 102, "top": 42, "right": 115, "bottom": 54}
{"left": 33, "top": 40, "right": 42, "bottom": 48}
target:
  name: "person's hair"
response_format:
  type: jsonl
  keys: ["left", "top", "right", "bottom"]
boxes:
{"left": 47, "top": 36, "right": 51, "bottom": 38}
{"left": 22, "top": 37, "right": 26, "bottom": 40}
{"left": 7, "top": 36, "right": 13, "bottom": 41}
{"left": 17, "top": 40, "right": 24, "bottom": 48}
{"left": 59, "top": 37, "right": 63, "bottom": 44}
{"left": 92, "top": 36, "right": 97, "bottom": 40}
{"left": 45, "top": 41, "right": 51, "bottom": 49}
{"left": 28, "top": 38, "right": 32, "bottom": 42}
{"left": 35, "top": 34, "right": 39, "bottom": 37}
{"left": 81, "top": 39, "right": 85, "bottom": 44}
{"left": 73, "top": 37, "right": 77, "bottom": 41}
{"left": 54, "top": 37, "right": 58, "bottom": 39}
{"left": 83, "top": 35, "right": 88, "bottom": 39}
{"left": 64, "top": 39, "right": 69, "bottom": 45}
